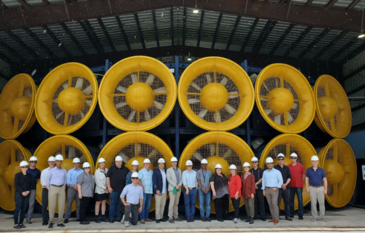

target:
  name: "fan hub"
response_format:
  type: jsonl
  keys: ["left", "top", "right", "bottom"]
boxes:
{"left": 318, "top": 96, "right": 338, "bottom": 119}
{"left": 324, "top": 160, "right": 344, "bottom": 184}
{"left": 126, "top": 83, "right": 155, "bottom": 112}
{"left": 5, "top": 162, "right": 19, "bottom": 186}
{"left": 10, "top": 96, "right": 32, "bottom": 121}
{"left": 58, "top": 87, "right": 86, "bottom": 115}
{"left": 200, "top": 83, "right": 228, "bottom": 111}
{"left": 206, "top": 156, "right": 230, "bottom": 177}
{"left": 62, "top": 158, "right": 74, "bottom": 171}
{"left": 267, "top": 88, "right": 294, "bottom": 114}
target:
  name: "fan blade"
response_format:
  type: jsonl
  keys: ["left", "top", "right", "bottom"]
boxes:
{"left": 68, "top": 115, "right": 73, "bottom": 126}
{"left": 264, "top": 108, "right": 272, "bottom": 115}
{"left": 120, "top": 153, "right": 130, "bottom": 163}
{"left": 62, "top": 83, "right": 68, "bottom": 89}
{"left": 190, "top": 82, "right": 201, "bottom": 91}
{"left": 136, "top": 143, "right": 142, "bottom": 155}
{"left": 153, "top": 101, "right": 164, "bottom": 110}
{"left": 274, "top": 115, "right": 281, "bottom": 125}
{"left": 131, "top": 74, "right": 138, "bottom": 83}
{"left": 223, "top": 148, "right": 233, "bottom": 159}
{"left": 117, "top": 86, "right": 127, "bottom": 93}
{"left": 83, "top": 85, "right": 93, "bottom": 95}
{"left": 287, "top": 112, "right": 294, "bottom": 124}
{"left": 154, "top": 87, "right": 167, "bottom": 93}
{"left": 275, "top": 78, "right": 279, "bottom": 88}
{"left": 228, "top": 91, "right": 239, "bottom": 99}
{"left": 85, "top": 100, "right": 92, "bottom": 107}
{"left": 188, "top": 99, "right": 200, "bottom": 104}
{"left": 145, "top": 74, "right": 155, "bottom": 86}
{"left": 224, "top": 104, "right": 236, "bottom": 115}
{"left": 68, "top": 147, "right": 76, "bottom": 158}
{"left": 80, "top": 111, "right": 85, "bottom": 119}
{"left": 220, "top": 77, "right": 228, "bottom": 86}
{"left": 292, "top": 102, "right": 298, "bottom": 110}
{"left": 147, "top": 149, "right": 159, "bottom": 159}
{"left": 56, "top": 111, "right": 64, "bottom": 120}
{"left": 127, "top": 110, "right": 136, "bottom": 121}
{"left": 75, "top": 78, "right": 84, "bottom": 89}
{"left": 214, "top": 111, "right": 221, "bottom": 123}
{"left": 79, "top": 155, "right": 87, "bottom": 163}
{"left": 144, "top": 110, "right": 151, "bottom": 121}
{"left": 206, "top": 74, "right": 212, "bottom": 84}
{"left": 116, "top": 102, "right": 128, "bottom": 109}
{"left": 198, "top": 108, "right": 208, "bottom": 118}
{"left": 262, "top": 82, "right": 270, "bottom": 92}
{"left": 209, "top": 144, "right": 216, "bottom": 156}
{"left": 260, "top": 97, "right": 268, "bottom": 101}
{"left": 24, "top": 88, "right": 32, "bottom": 97}
{"left": 192, "top": 152, "right": 203, "bottom": 161}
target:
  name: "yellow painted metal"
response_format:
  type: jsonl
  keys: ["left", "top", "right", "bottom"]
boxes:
{"left": 178, "top": 57, "right": 255, "bottom": 131}
{"left": 98, "top": 56, "right": 177, "bottom": 131}
{"left": 35, "top": 62, "right": 98, "bottom": 134}
{"left": 259, "top": 134, "right": 317, "bottom": 211}
{"left": 34, "top": 135, "right": 95, "bottom": 213}
{"left": 255, "top": 63, "right": 315, "bottom": 133}
{"left": 0, "top": 74, "right": 37, "bottom": 139}
{"left": 179, "top": 131, "right": 254, "bottom": 213}
{"left": 0, "top": 140, "right": 31, "bottom": 211}
{"left": 319, "top": 139, "right": 356, "bottom": 208}
{"left": 314, "top": 75, "right": 352, "bottom": 138}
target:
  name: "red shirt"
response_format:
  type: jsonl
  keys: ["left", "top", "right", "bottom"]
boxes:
{"left": 228, "top": 174, "right": 242, "bottom": 198}
{"left": 288, "top": 163, "right": 305, "bottom": 188}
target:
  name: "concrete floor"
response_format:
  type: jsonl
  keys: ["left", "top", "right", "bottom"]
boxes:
{"left": 1, "top": 206, "right": 365, "bottom": 232}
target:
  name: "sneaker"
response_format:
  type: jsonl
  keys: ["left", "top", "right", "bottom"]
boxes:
{"left": 206, "top": 217, "right": 211, "bottom": 222}
{"left": 121, "top": 215, "right": 125, "bottom": 224}
{"left": 145, "top": 218, "right": 152, "bottom": 222}
{"left": 233, "top": 218, "right": 237, "bottom": 223}
{"left": 19, "top": 224, "right": 26, "bottom": 228}
{"left": 48, "top": 223, "right": 53, "bottom": 228}
{"left": 57, "top": 223, "right": 65, "bottom": 227}
{"left": 125, "top": 221, "right": 129, "bottom": 227}
{"left": 14, "top": 225, "right": 21, "bottom": 229}
{"left": 321, "top": 218, "right": 327, "bottom": 222}
{"left": 63, "top": 219, "right": 69, "bottom": 224}
{"left": 140, "top": 220, "right": 145, "bottom": 224}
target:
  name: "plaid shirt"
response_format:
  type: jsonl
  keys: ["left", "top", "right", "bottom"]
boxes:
{"left": 138, "top": 168, "right": 153, "bottom": 194}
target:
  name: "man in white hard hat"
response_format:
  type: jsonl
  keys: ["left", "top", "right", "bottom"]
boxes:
{"left": 262, "top": 157, "right": 283, "bottom": 225}
{"left": 120, "top": 172, "right": 143, "bottom": 227}
{"left": 167, "top": 157, "right": 183, "bottom": 223}
{"left": 152, "top": 158, "right": 168, "bottom": 223}
{"left": 196, "top": 158, "right": 212, "bottom": 222}
{"left": 40, "top": 156, "right": 55, "bottom": 225}
{"left": 274, "top": 153, "right": 292, "bottom": 221}
{"left": 288, "top": 152, "right": 305, "bottom": 220}
{"left": 46, "top": 154, "right": 67, "bottom": 228}
{"left": 138, "top": 158, "right": 154, "bottom": 223}
{"left": 305, "top": 155, "right": 327, "bottom": 222}
{"left": 26, "top": 156, "right": 41, "bottom": 224}
{"left": 64, "top": 157, "right": 83, "bottom": 223}
{"left": 182, "top": 160, "right": 198, "bottom": 222}
{"left": 250, "top": 157, "right": 266, "bottom": 221}
{"left": 106, "top": 155, "right": 129, "bottom": 223}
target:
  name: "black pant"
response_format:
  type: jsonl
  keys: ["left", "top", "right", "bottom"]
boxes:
{"left": 214, "top": 194, "right": 229, "bottom": 221}
{"left": 231, "top": 198, "right": 240, "bottom": 218}
{"left": 42, "top": 188, "right": 49, "bottom": 222}
{"left": 278, "top": 188, "right": 290, "bottom": 218}
{"left": 125, "top": 204, "right": 139, "bottom": 225}
{"left": 80, "top": 197, "right": 92, "bottom": 222}
{"left": 14, "top": 192, "right": 30, "bottom": 225}
{"left": 254, "top": 188, "right": 266, "bottom": 218}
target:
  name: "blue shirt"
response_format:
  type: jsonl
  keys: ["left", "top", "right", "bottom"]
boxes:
{"left": 261, "top": 168, "right": 283, "bottom": 190}
{"left": 138, "top": 168, "right": 153, "bottom": 194}
{"left": 46, "top": 166, "right": 67, "bottom": 188}
{"left": 306, "top": 167, "right": 326, "bottom": 186}
{"left": 67, "top": 168, "right": 84, "bottom": 186}
{"left": 182, "top": 170, "right": 198, "bottom": 188}
{"left": 120, "top": 183, "right": 144, "bottom": 205}
{"left": 126, "top": 171, "right": 133, "bottom": 185}
{"left": 26, "top": 167, "right": 40, "bottom": 190}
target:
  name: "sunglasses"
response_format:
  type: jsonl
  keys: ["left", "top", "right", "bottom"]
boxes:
{"left": 84, "top": 167, "right": 90, "bottom": 169}
{"left": 30, "top": 161, "right": 37, "bottom": 163}
{"left": 132, "top": 177, "right": 138, "bottom": 180}
{"left": 278, "top": 158, "right": 284, "bottom": 161}
{"left": 252, "top": 161, "right": 258, "bottom": 163}
{"left": 21, "top": 166, "right": 28, "bottom": 168}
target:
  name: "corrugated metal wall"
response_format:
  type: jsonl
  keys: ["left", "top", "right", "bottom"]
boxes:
{"left": 0, "top": 59, "right": 10, "bottom": 93}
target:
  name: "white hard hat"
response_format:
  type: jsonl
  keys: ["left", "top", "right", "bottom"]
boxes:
{"left": 98, "top": 158, "right": 106, "bottom": 163}
{"left": 186, "top": 160, "right": 193, "bottom": 166}
{"left": 20, "top": 161, "right": 29, "bottom": 167}
{"left": 158, "top": 158, "right": 165, "bottom": 163}
{"left": 215, "top": 163, "right": 222, "bottom": 169}
{"left": 171, "top": 157, "right": 178, "bottom": 162}
{"left": 115, "top": 155, "right": 123, "bottom": 162}
{"left": 311, "top": 155, "right": 319, "bottom": 161}
{"left": 266, "top": 157, "right": 274, "bottom": 163}
{"left": 73, "top": 157, "right": 81, "bottom": 163}
{"left": 290, "top": 153, "right": 298, "bottom": 158}
{"left": 131, "top": 160, "right": 139, "bottom": 166}
{"left": 143, "top": 158, "right": 151, "bottom": 164}
{"left": 243, "top": 162, "right": 251, "bottom": 167}
{"left": 55, "top": 154, "right": 63, "bottom": 161}
{"left": 29, "top": 156, "right": 37, "bottom": 162}
{"left": 83, "top": 162, "right": 91, "bottom": 168}
{"left": 251, "top": 157, "right": 258, "bottom": 162}
{"left": 277, "top": 153, "right": 285, "bottom": 158}
{"left": 229, "top": 164, "right": 237, "bottom": 170}
{"left": 131, "top": 172, "right": 139, "bottom": 178}
{"left": 201, "top": 159, "right": 208, "bottom": 164}
{"left": 48, "top": 156, "right": 55, "bottom": 162}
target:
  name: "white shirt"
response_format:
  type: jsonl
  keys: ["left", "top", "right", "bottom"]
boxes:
{"left": 40, "top": 167, "right": 51, "bottom": 187}
{"left": 94, "top": 167, "right": 109, "bottom": 194}
{"left": 160, "top": 169, "right": 167, "bottom": 194}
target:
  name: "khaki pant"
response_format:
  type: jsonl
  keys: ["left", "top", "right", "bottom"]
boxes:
{"left": 244, "top": 197, "right": 255, "bottom": 218}
{"left": 155, "top": 193, "right": 167, "bottom": 220}
{"left": 309, "top": 186, "right": 325, "bottom": 219}
{"left": 265, "top": 188, "right": 279, "bottom": 220}
{"left": 48, "top": 185, "right": 66, "bottom": 224}
{"left": 168, "top": 191, "right": 181, "bottom": 219}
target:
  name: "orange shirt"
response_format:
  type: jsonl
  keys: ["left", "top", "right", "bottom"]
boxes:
{"left": 228, "top": 174, "right": 242, "bottom": 198}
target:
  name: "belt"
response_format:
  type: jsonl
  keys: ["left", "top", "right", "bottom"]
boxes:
{"left": 188, "top": 187, "right": 196, "bottom": 190}
{"left": 266, "top": 187, "right": 277, "bottom": 189}
{"left": 310, "top": 185, "right": 322, "bottom": 188}
{"left": 128, "top": 203, "right": 139, "bottom": 206}
{"left": 51, "top": 184, "right": 63, "bottom": 187}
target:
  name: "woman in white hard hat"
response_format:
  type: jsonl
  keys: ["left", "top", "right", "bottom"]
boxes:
{"left": 210, "top": 164, "right": 229, "bottom": 222}
{"left": 241, "top": 162, "right": 256, "bottom": 224}
{"left": 77, "top": 162, "right": 95, "bottom": 225}
{"left": 228, "top": 164, "right": 241, "bottom": 223}
{"left": 126, "top": 160, "right": 139, "bottom": 185}
{"left": 94, "top": 158, "right": 109, "bottom": 223}
{"left": 13, "top": 161, "right": 32, "bottom": 229}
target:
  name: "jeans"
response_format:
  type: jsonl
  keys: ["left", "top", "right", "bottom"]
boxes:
{"left": 80, "top": 197, "right": 92, "bottom": 222}
{"left": 231, "top": 198, "right": 240, "bottom": 218}
{"left": 140, "top": 193, "right": 152, "bottom": 220}
{"left": 109, "top": 191, "right": 122, "bottom": 221}
{"left": 198, "top": 189, "right": 211, "bottom": 218}
{"left": 214, "top": 194, "right": 229, "bottom": 221}
{"left": 290, "top": 187, "right": 303, "bottom": 217}
{"left": 278, "top": 188, "right": 290, "bottom": 218}
{"left": 14, "top": 192, "right": 30, "bottom": 225}
{"left": 184, "top": 188, "right": 197, "bottom": 219}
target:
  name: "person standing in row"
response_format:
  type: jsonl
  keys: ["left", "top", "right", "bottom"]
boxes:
{"left": 40, "top": 156, "right": 55, "bottom": 225}
{"left": 13, "top": 161, "right": 32, "bottom": 229}
{"left": 182, "top": 160, "right": 198, "bottom": 222}
{"left": 262, "top": 157, "right": 283, "bottom": 225}
{"left": 120, "top": 172, "right": 144, "bottom": 227}
{"left": 94, "top": 158, "right": 109, "bottom": 223}
{"left": 106, "top": 155, "right": 129, "bottom": 223}
{"left": 167, "top": 157, "right": 183, "bottom": 223}
{"left": 210, "top": 164, "right": 229, "bottom": 222}
{"left": 306, "top": 155, "right": 327, "bottom": 222}
{"left": 47, "top": 154, "right": 67, "bottom": 228}
{"left": 196, "top": 159, "right": 211, "bottom": 222}
{"left": 64, "top": 158, "right": 83, "bottom": 223}
{"left": 153, "top": 158, "right": 168, "bottom": 223}
{"left": 250, "top": 157, "right": 266, "bottom": 221}
{"left": 126, "top": 160, "right": 139, "bottom": 185}
{"left": 241, "top": 162, "right": 255, "bottom": 224}
{"left": 274, "top": 153, "right": 292, "bottom": 221}
{"left": 288, "top": 152, "right": 305, "bottom": 220}
{"left": 138, "top": 158, "right": 153, "bottom": 224}
{"left": 77, "top": 162, "right": 95, "bottom": 225}
{"left": 228, "top": 164, "right": 241, "bottom": 224}
{"left": 26, "top": 156, "right": 40, "bottom": 224}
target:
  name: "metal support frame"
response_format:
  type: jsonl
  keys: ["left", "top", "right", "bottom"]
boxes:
{"left": 174, "top": 56, "right": 181, "bottom": 159}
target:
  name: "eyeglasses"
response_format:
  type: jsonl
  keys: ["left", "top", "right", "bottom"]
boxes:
{"left": 278, "top": 158, "right": 284, "bottom": 161}
{"left": 131, "top": 177, "right": 138, "bottom": 180}
{"left": 20, "top": 166, "right": 28, "bottom": 169}
{"left": 84, "top": 167, "right": 90, "bottom": 169}
{"left": 187, "top": 165, "right": 192, "bottom": 167}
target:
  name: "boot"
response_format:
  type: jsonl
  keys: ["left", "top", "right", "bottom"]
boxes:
{"left": 95, "top": 215, "right": 101, "bottom": 223}
{"left": 250, "top": 218, "right": 254, "bottom": 224}
{"left": 245, "top": 217, "right": 251, "bottom": 222}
